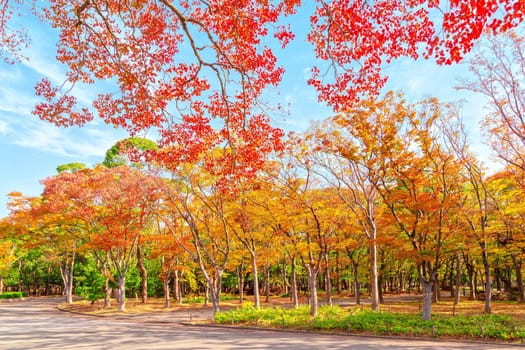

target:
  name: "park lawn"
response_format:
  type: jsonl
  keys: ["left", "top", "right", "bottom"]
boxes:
{"left": 215, "top": 298, "right": 525, "bottom": 343}
{"left": 60, "top": 294, "right": 525, "bottom": 343}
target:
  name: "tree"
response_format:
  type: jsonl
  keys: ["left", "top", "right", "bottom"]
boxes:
{"left": 84, "top": 166, "right": 161, "bottom": 312}
{"left": 227, "top": 180, "right": 281, "bottom": 309}
{"left": 321, "top": 92, "right": 463, "bottom": 320}
{"left": 278, "top": 136, "right": 343, "bottom": 316}
{"left": 308, "top": 0, "right": 525, "bottom": 110}
{"left": 1, "top": 1, "right": 523, "bottom": 184}
{"left": 441, "top": 109, "right": 496, "bottom": 313}
{"left": 40, "top": 166, "right": 161, "bottom": 311}
{"left": 158, "top": 157, "right": 234, "bottom": 317}
{"left": 56, "top": 162, "right": 86, "bottom": 173}
{"left": 102, "top": 137, "right": 158, "bottom": 304}
{"left": 460, "top": 28, "right": 525, "bottom": 172}
{"left": 0, "top": 225, "right": 17, "bottom": 294}
{"left": 379, "top": 98, "right": 464, "bottom": 320}
{"left": 307, "top": 116, "right": 387, "bottom": 311}
{"left": 486, "top": 169, "right": 525, "bottom": 303}
{"left": 103, "top": 137, "right": 158, "bottom": 169}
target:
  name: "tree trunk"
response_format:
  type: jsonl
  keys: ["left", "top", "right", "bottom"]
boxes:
{"left": 324, "top": 253, "right": 332, "bottom": 306}
{"left": 264, "top": 264, "right": 270, "bottom": 303}
{"left": 512, "top": 254, "right": 525, "bottom": 303}
{"left": 163, "top": 278, "right": 170, "bottom": 308}
{"left": 369, "top": 242, "right": 380, "bottom": 310}
{"left": 237, "top": 266, "right": 245, "bottom": 305}
{"left": 494, "top": 267, "right": 502, "bottom": 292}
{"left": 421, "top": 278, "right": 433, "bottom": 320}
{"left": 433, "top": 278, "right": 440, "bottom": 303}
{"left": 117, "top": 275, "right": 126, "bottom": 312}
{"left": 137, "top": 244, "right": 148, "bottom": 304}
{"left": 282, "top": 260, "right": 288, "bottom": 296}
{"left": 306, "top": 264, "right": 319, "bottom": 317}
{"left": 104, "top": 277, "right": 111, "bottom": 308}
{"left": 17, "top": 259, "right": 22, "bottom": 293}
{"left": 59, "top": 264, "right": 74, "bottom": 304}
{"left": 59, "top": 252, "right": 75, "bottom": 304}
{"left": 0, "top": 276, "right": 3, "bottom": 295}
{"left": 251, "top": 255, "right": 260, "bottom": 308}
{"left": 173, "top": 269, "right": 182, "bottom": 304}
{"left": 454, "top": 253, "right": 461, "bottom": 305}
{"left": 466, "top": 258, "right": 477, "bottom": 300}
{"left": 207, "top": 272, "right": 222, "bottom": 317}
{"left": 481, "top": 247, "right": 492, "bottom": 314}
{"left": 290, "top": 257, "right": 299, "bottom": 308}
{"left": 335, "top": 252, "right": 342, "bottom": 294}
{"left": 353, "top": 261, "right": 361, "bottom": 305}
{"left": 377, "top": 272, "right": 384, "bottom": 304}
{"left": 204, "top": 282, "right": 209, "bottom": 306}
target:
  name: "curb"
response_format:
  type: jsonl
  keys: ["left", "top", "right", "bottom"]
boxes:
{"left": 182, "top": 321, "right": 525, "bottom": 347}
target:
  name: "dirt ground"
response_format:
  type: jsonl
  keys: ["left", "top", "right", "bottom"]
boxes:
{"left": 60, "top": 293, "right": 525, "bottom": 323}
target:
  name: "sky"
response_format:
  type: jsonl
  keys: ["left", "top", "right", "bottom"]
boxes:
{"left": 0, "top": 4, "right": 499, "bottom": 218}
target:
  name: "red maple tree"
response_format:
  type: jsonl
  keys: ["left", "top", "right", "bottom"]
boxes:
{"left": 1, "top": 0, "right": 523, "bottom": 174}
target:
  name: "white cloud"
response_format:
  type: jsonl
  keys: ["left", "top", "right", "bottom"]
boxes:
{"left": 0, "top": 86, "right": 39, "bottom": 116}
{"left": 22, "top": 53, "right": 66, "bottom": 86}
{"left": 12, "top": 118, "right": 125, "bottom": 160}
{"left": 0, "top": 120, "right": 8, "bottom": 135}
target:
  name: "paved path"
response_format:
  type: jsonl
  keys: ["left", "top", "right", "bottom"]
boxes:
{"left": 0, "top": 298, "right": 522, "bottom": 349}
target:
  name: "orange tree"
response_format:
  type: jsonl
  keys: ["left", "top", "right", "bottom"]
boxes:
{"left": 0, "top": 216, "right": 19, "bottom": 294}
{"left": 39, "top": 165, "right": 162, "bottom": 311}
{"left": 148, "top": 214, "right": 193, "bottom": 308}
{"left": 0, "top": 1, "right": 522, "bottom": 198}
{"left": 305, "top": 114, "right": 390, "bottom": 311}
{"left": 102, "top": 137, "right": 159, "bottom": 304}
{"left": 4, "top": 188, "right": 87, "bottom": 304}
{"left": 441, "top": 108, "right": 501, "bottom": 313}
{"left": 241, "top": 160, "right": 303, "bottom": 309}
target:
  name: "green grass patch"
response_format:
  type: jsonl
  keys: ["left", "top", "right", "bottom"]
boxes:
{"left": 0, "top": 292, "right": 25, "bottom": 299}
{"left": 216, "top": 304, "right": 525, "bottom": 342}
{"left": 182, "top": 294, "right": 238, "bottom": 304}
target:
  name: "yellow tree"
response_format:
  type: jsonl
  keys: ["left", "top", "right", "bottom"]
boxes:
{"left": 277, "top": 135, "right": 343, "bottom": 316}
{"left": 226, "top": 172, "right": 284, "bottom": 309}
{"left": 486, "top": 169, "right": 525, "bottom": 303}
{"left": 322, "top": 92, "right": 464, "bottom": 320}
{"left": 158, "top": 155, "right": 234, "bottom": 317}
{"left": 244, "top": 160, "right": 303, "bottom": 308}
{"left": 148, "top": 215, "right": 193, "bottom": 308}
{"left": 383, "top": 98, "right": 464, "bottom": 319}
{"left": 306, "top": 112, "right": 391, "bottom": 311}
{"left": 441, "top": 108, "right": 499, "bottom": 313}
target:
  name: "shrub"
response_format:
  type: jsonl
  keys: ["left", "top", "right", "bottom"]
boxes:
{"left": 0, "top": 292, "right": 25, "bottom": 299}
{"left": 216, "top": 305, "right": 525, "bottom": 341}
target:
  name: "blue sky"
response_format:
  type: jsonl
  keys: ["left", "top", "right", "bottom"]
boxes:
{"left": 0, "top": 4, "right": 497, "bottom": 218}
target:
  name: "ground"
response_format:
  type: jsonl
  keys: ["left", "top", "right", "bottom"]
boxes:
{"left": 60, "top": 292, "right": 525, "bottom": 323}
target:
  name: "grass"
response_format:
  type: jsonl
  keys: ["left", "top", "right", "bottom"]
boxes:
{"left": 0, "top": 292, "right": 25, "bottom": 299}
{"left": 215, "top": 302, "right": 525, "bottom": 343}
{"left": 59, "top": 293, "right": 525, "bottom": 343}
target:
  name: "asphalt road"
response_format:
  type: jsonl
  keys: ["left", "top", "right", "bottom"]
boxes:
{"left": 0, "top": 298, "right": 522, "bottom": 350}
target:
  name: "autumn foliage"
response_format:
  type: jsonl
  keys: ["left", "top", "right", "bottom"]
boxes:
{"left": 1, "top": 0, "right": 525, "bottom": 323}
{"left": 1, "top": 0, "right": 524, "bottom": 183}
